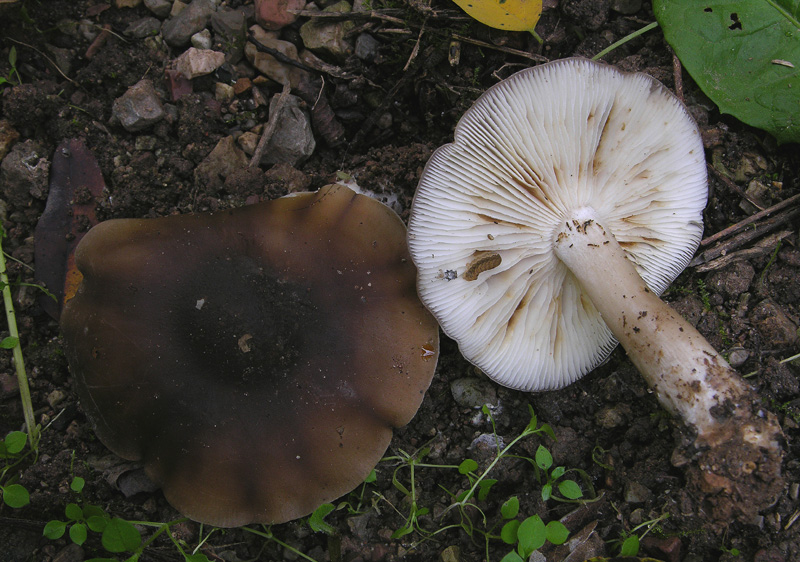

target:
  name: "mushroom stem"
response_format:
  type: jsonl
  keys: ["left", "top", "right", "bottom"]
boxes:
{"left": 553, "top": 207, "right": 781, "bottom": 453}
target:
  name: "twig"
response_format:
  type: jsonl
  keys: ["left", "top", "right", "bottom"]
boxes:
{"left": 250, "top": 83, "right": 292, "bottom": 168}
{"left": 404, "top": 19, "right": 426, "bottom": 72}
{"left": 707, "top": 163, "right": 766, "bottom": 212}
{"left": 452, "top": 34, "right": 548, "bottom": 63}
{"left": 85, "top": 23, "right": 111, "bottom": 60}
{"left": 247, "top": 31, "right": 316, "bottom": 74}
{"left": 695, "top": 230, "right": 793, "bottom": 273}
{"left": 691, "top": 204, "right": 800, "bottom": 267}
{"left": 700, "top": 192, "right": 800, "bottom": 247}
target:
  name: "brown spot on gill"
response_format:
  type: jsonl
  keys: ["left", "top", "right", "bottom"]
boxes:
{"left": 476, "top": 214, "right": 527, "bottom": 229}
{"left": 463, "top": 253, "right": 502, "bottom": 281}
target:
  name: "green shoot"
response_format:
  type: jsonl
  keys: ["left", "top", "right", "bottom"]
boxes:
{"left": 592, "top": 21, "right": 659, "bottom": 61}
{"left": 0, "top": 224, "right": 39, "bottom": 449}
{"left": 0, "top": 46, "right": 21, "bottom": 86}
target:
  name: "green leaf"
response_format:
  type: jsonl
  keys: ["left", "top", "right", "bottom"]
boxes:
{"left": 541, "top": 483, "right": 552, "bottom": 502}
{"left": 550, "top": 466, "right": 566, "bottom": 479}
{"left": 70, "top": 523, "right": 88, "bottom": 546}
{"left": 364, "top": 469, "right": 377, "bottom": 484}
{"left": 545, "top": 521, "right": 570, "bottom": 545}
{"left": 501, "top": 496, "right": 520, "bottom": 520}
{"left": 390, "top": 525, "right": 413, "bottom": 539}
{"left": 2, "top": 483, "right": 30, "bottom": 508}
{"left": 500, "top": 519, "right": 521, "bottom": 544}
{"left": 557, "top": 479, "right": 584, "bottom": 500}
{"left": 309, "top": 503, "right": 336, "bottom": 535}
{"left": 0, "top": 336, "right": 19, "bottom": 349}
{"left": 65, "top": 502, "right": 83, "bottom": 521}
{"left": 620, "top": 534, "right": 640, "bottom": 556}
{"left": 477, "top": 478, "right": 497, "bottom": 501}
{"left": 185, "top": 554, "right": 212, "bottom": 562}
{"left": 101, "top": 518, "right": 142, "bottom": 553}
{"left": 70, "top": 476, "right": 86, "bottom": 493}
{"left": 517, "top": 515, "right": 546, "bottom": 557}
{"left": 87, "top": 514, "right": 109, "bottom": 533}
{"left": 4, "top": 430, "right": 27, "bottom": 454}
{"left": 8, "top": 46, "right": 16, "bottom": 67}
{"left": 458, "top": 459, "right": 479, "bottom": 474}
{"left": 44, "top": 520, "right": 68, "bottom": 539}
{"left": 654, "top": 0, "right": 800, "bottom": 143}
{"left": 535, "top": 445, "right": 552, "bottom": 470}
{"left": 500, "top": 551, "right": 525, "bottom": 562}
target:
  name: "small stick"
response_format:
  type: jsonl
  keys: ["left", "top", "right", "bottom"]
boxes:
{"left": 85, "top": 24, "right": 111, "bottom": 60}
{"left": 707, "top": 163, "right": 766, "bottom": 212}
{"left": 671, "top": 47, "right": 683, "bottom": 103}
{"left": 250, "top": 83, "right": 292, "bottom": 168}
{"left": 691, "top": 205, "right": 800, "bottom": 267}
{"left": 700, "top": 191, "right": 800, "bottom": 247}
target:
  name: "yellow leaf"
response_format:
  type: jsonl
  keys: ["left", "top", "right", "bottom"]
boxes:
{"left": 452, "top": 0, "right": 543, "bottom": 32}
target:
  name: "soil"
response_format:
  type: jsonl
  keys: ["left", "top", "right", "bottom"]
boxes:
{"left": 0, "top": 1, "right": 799, "bottom": 562}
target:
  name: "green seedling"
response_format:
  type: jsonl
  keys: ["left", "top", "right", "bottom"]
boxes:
{"left": 0, "top": 46, "right": 21, "bottom": 86}
{"left": 243, "top": 526, "right": 320, "bottom": 562}
{"left": 43, "top": 475, "right": 214, "bottom": 562}
{"left": 609, "top": 511, "right": 670, "bottom": 557}
{"left": 1, "top": 430, "right": 30, "bottom": 508}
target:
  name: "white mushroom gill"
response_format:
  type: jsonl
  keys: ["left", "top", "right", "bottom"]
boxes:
{"left": 409, "top": 58, "right": 706, "bottom": 391}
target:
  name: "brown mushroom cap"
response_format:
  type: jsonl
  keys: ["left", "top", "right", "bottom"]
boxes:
{"left": 61, "top": 183, "right": 439, "bottom": 527}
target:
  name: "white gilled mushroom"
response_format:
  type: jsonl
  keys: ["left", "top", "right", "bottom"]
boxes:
{"left": 408, "top": 57, "right": 783, "bottom": 524}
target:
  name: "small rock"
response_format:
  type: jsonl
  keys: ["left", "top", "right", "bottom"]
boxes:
{"left": 212, "top": 8, "right": 247, "bottom": 63}
{"left": 117, "top": 467, "right": 161, "bottom": 497}
{"left": 259, "top": 93, "right": 315, "bottom": 167}
{"left": 255, "top": 0, "right": 307, "bottom": 30}
{"left": 0, "top": 119, "right": 20, "bottom": 160}
{"left": 144, "top": 0, "right": 172, "bottom": 18}
{"left": 0, "top": 140, "right": 50, "bottom": 205}
{"left": 175, "top": 47, "right": 225, "bottom": 79}
{"left": 237, "top": 131, "right": 259, "bottom": 155}
{"left": 641, "top": 535, "right": 681, "bottom": 562}
{"left": 165, "top": 68, "right": 193, "bottom": 101}
{"left": 708, "top": 261, "right": 755, "bottom": 298}
{"left": 245, "top": 26, "right": 310, "bottom": 88}
{"left": 299, "top": 0, "right": 355, "bottom": 61}
{"left": 624, "top": 481, "right": 652, "bottom": 504}
{"left": 215, "top": 82, "right": 234, "bottom": 102}
{"left": 162, "top": 0, "right": 216, "bottom": 47}
{"left": 111, "top": 79, "right": 166, "bottom": 132}
{"left": 727, "top": 346, "right": 750, "bottom": 367}
{"left": 134, "top": 135, "right": 157, "bottom": 151}
{"left": 347, "top": 512, "right": 372, "bottom": 540}
{"left": 47, "top": 389, "right": 67, "bottom": 408}
{"left": 751, "top": 299, "right": 799, "bottom": 347}
{"left": 450, "top": 377, "right": 497, "bottom": 409}
{"left": 125, "top": 16, "right": 162, "bottom": 38}
{"left": 45, "top": 44, "right": 74, "bottom": 76}
{"left": 194, "top": 135, "right": 249, "bottom": 191}
{"left": 233, "top": 77, "right": 252, "bottom": 94}
{"left": 263, "top": 161, "right": 311, "bottom": 193}
{"left": 171, "top": 0, "right": 188, "bottom": 16}
{"left": 440, "top": 545, "right": 460, "bottom": 562}
{"left": 468, "top": 433, "right": 504, "bottom": 466}
{"left": 355, "top": 32, "right": 380, "bottom": 62}
{"left": 594, "top": 405, "right": 627, "bottom": 428}
{"left": 191, "top": 28, "right": 213, "bottom": 49}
